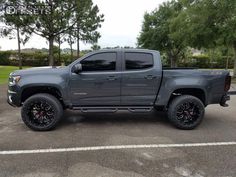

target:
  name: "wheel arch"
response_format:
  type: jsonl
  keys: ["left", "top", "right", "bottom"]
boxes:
{"left": 168, "top": 88, "right": 206, "bottom": 107}
{"left": 21, "top": 85, "right": 65, "bottom": 107}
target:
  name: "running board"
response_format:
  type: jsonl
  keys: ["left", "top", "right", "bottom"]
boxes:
{"left": 72, "top": 106, "right": 153, "bottom": 113}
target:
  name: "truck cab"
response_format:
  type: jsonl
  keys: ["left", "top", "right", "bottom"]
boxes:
{"left": 69, "top": 49, "right": 162, "bottom": 106}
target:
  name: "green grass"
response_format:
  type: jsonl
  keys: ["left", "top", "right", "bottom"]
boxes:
{"left": 0, "top": 66, "right": 30, "bottom": 84}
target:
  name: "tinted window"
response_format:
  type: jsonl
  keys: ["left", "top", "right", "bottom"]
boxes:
{"left": 125, "top": 52, "right": 153, "bottom": 70}
{"left": 81, "top": 52, "right": 116, "bottom": 71}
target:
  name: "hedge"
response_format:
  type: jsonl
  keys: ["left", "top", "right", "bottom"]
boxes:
{"left": 0, "top": 51, "right": 12, "bottom": 65}
{"left": 0, "top": 51, "right": 75, "bottom": 66}
{"left": 0, "top": 51, "right": 234, "bottom": 68}
{"left": 178, "top": 55, "right": 234, "bottom": 69}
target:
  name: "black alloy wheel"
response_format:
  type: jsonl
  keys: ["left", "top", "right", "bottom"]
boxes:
{"left": 27, "top": 100, "right": 55, "bottom": 128}
{"left": 21, "top": 93, "right": 63, "bottom": 131}
{"left": 168, "top": 95, "right": 205, "bottom": 130}
{"left": 176, "top": 101, "right": 201, "bottom": 125}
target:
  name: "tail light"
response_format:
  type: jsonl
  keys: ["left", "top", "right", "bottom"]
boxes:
{"left": 224, "top": 75, "right": 231, "bottom": 92}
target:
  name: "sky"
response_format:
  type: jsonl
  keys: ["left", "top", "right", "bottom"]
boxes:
{"left": 0, "top": 0, "right": 167, "bottom": 51}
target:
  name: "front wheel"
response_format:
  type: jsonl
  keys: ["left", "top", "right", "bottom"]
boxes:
{"left": 168, "top": 95, "right": 205, "bottom": 130}
{"left": 21, "top": 93, "right": 63, "bottom": 131}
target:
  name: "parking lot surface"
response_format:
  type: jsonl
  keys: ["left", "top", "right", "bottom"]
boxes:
{"left": 0, "top": 84, "right": 236, "bottom": 177}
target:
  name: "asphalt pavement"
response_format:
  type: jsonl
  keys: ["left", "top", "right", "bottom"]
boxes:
{"left": 0, "top": 84, "right": 236, "bottom": 177}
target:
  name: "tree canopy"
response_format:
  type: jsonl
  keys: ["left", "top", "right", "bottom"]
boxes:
{"left": 0, "top": 0, "right": 34, "bottom": 69}
{"left": 0, "top": 0, "right": 104, "bottom": 66}
{"left": 138, "top": 1, "right": 186, "bottom": 67}
{"left": 138, "top": 0, "right": 236, "bottom": 75}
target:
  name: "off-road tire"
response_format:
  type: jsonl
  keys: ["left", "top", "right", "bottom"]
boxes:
{"left": 21, "top": 93, "right": 63, "bottom": 131}
{"left": 168, "top": 95, "right": 205, "bottom": 130}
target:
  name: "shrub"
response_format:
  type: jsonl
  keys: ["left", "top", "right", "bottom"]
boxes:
{"left": 0, "top": 51, "right": 12, "bottom": 65}
{"left": 0, "top": 51, "right": 75, "bottom": 66}
{"left": 0, "top": 51, "right": 234, "bottom": 69}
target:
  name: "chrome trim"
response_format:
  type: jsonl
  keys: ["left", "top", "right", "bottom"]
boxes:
{"left": 73, "top": 93, "right": 88, "bottom": 95}
{"left": 8, "top": 95, "right": 12, "bottom": 103}
{"left": 8, "top": 90, "right": 17, "bottom": 94}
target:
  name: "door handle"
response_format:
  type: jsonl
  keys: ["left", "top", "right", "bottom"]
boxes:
{"left": 144, "top": 75, "right": 156, "bottom": 80}
{"left": 107, "top": 76, "right": 117, "bottom": 81}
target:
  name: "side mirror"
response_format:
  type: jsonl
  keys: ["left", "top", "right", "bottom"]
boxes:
{"left": 73, "top": 63, "right": 82, "bottom": 74}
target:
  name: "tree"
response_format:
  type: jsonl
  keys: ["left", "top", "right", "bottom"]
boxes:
{"left": 138, "top": 1, "right": 186, "bottom": 67}
{"left": 64, "top": 25, "right": 77, "bottom": 61}
{"left": 55, "top": 34, "right": 64, "bottom": 63}
{"left": 171, "top": 0, "right": 219, "bottom": 49}
{"left": 73, "top": 0, "right": 104, "bottom": 57}
{"left": 91, "top": 43, "right": 100, "bottom": 51}
{"left": 174, "top": 0, "right": 236, "bottom": 76}
{"left": 0, "top": 0, "right": 33, "bottom": 69}
{"left": 215, "top": 0, "right": 236, "bottom": 77}
{"left": 67, "top": 32, "right": 76, "bottom": 61}
{"left": 28, "top": 0, "right": 76, "bottom": 66}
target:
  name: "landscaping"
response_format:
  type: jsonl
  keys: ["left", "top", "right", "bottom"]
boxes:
{"left": 0, "top": 66, "right": 30, "bottom": 84}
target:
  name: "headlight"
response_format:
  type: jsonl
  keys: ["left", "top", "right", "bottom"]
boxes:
{"left": 9, "top": 75, "right": 21, "bottom": 86}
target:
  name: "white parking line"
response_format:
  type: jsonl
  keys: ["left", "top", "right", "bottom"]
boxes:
{"left": 0, "top": 142, "right": 236, "bottom": 155}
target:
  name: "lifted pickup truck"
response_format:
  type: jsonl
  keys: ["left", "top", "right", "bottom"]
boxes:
{"left": 7, "top": 49, "right": 232, "bottom": 131}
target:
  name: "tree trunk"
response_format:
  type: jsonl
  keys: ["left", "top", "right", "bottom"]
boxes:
{"left": 77, "top": 36, "right": 80, "bottom": 58}
{"left": 16, "top": 27, "right": 22, "bottom": 70}
{"left": 226, "top": 47, "right": 229, "bottom": 70}
{"left": 58, "top": 35, "right": 61, "bottom": 64}
{"left": 168, "top": 51, "right": 177, "bottom": 68}
{"left": 77, "top": 25, "right": 80, "bottom": 58}
{"left": 169, "top": 54, "right": 177, "bottom": 68}
{"left": 209, "top": 49, "right": 214, "bottom": 69}
{"left": 233, "top": 42, "right": 236, "bottom": 77}
{"left": 171, "top": 57, "right": 177, "bottom": 68}
{"left": 70, "top": 44, "right": 73, "bottom": 60}
{"left": 49, "top": 36, "right": 54, "bottom": 66}
{"left": 70, "top": 42, "right": 73, "bottom": 61}
{"left": 68, "top": 34, "right": 74, "bottom": 62}
{"left": 48, "top": 0, "right": 54, "bottom": 66}
{"left": 226, "top": 57, "right": 229, "bottom": 70}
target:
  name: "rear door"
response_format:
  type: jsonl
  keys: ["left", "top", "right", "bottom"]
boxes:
{"left": 69, "top": 51, "right": 122, "bottom": 106}
{"left": 121, "top": 51, "right": 162, "bottom": 106}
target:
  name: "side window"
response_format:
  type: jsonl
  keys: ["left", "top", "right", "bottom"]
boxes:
{"left": 80, "top": 52, "right": 116, "bottom": 71}
{"left": 125, "top": 52, "right": 153, "bottom": 70}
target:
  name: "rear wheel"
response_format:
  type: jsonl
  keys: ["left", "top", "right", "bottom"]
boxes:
{"left": 21, "top": 93, "right": 63, "bottom": 131}
{"left": 168, "top": 95, "right": 205, "bottom": 130}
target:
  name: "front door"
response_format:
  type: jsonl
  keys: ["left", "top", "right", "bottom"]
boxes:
{"left": 70, "top": 52, "right": 121, "bottom": 106}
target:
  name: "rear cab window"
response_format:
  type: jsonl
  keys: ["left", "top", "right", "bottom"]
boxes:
{"left": 124, "top": 52, "right": 154, "bottom": 70}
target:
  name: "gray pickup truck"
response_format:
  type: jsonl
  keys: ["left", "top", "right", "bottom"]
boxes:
{"left": 7, "top": 49, "right": 231, "bottom": 131}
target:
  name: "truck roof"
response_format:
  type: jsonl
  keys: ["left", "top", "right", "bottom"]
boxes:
{"left": 94, "top": 48, "right": 159, "bottom": 53}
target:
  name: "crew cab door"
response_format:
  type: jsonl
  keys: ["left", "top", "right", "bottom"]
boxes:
{"left": 121, "top": 51, "right": 162, "bottom": 106}
{"left": 69, "top": 52, "right": 121, "bottom": 106}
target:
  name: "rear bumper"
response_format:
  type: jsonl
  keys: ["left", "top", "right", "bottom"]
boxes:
{"left": 220, "top": 94, "right": 230, "bottom": 107}
{"left": 228, "top": 91, "right": 236, "bottom": 95}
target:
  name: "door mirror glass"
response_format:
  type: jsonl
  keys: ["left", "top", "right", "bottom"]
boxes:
{"left": 73, "top": 63, "right": 82, "bottom": 74}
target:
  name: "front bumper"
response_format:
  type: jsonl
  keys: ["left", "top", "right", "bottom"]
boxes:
{"left": 7, "top": 86, "right": 21, "bottom": 107}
